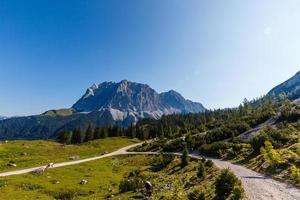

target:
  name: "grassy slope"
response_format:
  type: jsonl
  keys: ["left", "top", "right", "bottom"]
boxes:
{"left": 231, "top": 142, "right": 300, "bottom": 188}
{"left": 0, "top": 155, "right": 220, "bottom": 200}
{"left": 0, "top": 137, "right": 139, "bottom": 172}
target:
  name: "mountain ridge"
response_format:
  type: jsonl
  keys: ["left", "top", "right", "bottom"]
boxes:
{"left": 0, "top": 116, "right": 7, "bottom": 121}
{"left": 0, "top": 80, "right": 205, "bottom": 139}
{"left": 72, "top": 80, "right": 205, "bottom": 116}
{"left": 268, "top": 71, "right": 300, "bottom": 100}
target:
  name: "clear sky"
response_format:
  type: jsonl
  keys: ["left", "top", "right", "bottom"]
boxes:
{"left": 1, "top": 0, "right": 300, "bottom": 116}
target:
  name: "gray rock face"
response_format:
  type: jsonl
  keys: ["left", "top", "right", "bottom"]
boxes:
{"left": 268, "top": 71, "right": 300, "bottom": 100}
{"left": 72, "top": 80, "right": 205, "bottom": 123}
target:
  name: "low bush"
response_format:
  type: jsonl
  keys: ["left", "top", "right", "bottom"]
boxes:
{"left": 260, "top": 141, "right": 283, "bottom": 167}
{"left": 19, "top": 183, "right": 43, "bottom": 191}
{"left": 205, "top": 160, "right": 214, "bottom": 168}
{"left": 161, "top": 153, "right": 175, "bottom": 167}
{"left": 163, "top": 138, "right": 184, "bottom": 152}
{"left": 197, "top": 161, "right": 206, "bottom": 180}
{"left": 291, "top": 165, "right": 300, "bottom": 185}
{"left": 53, "top": 190, "right": 79, "bottom": 200}
{"left": 119, "top": 169, "right": 146, "bottom": 193}
{"left": 188, "top": 190, "right": 206, "bottom": 200}
{"left": 181, "top": 144, "right": 189, "bottom": 168}
{"left": 199, "top": 142, "right": 233, "bottom": 158}
{"left": 215, "top": 169, "right": 244, "bottom": 200}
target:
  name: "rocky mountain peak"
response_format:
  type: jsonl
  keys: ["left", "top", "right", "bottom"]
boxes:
{"left": 72, "top": 80, "right": 205, "bottom": 117}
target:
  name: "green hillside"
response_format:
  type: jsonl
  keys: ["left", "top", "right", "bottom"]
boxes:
{"left": 0, "top": 137, "right": 139, "bottom": 172}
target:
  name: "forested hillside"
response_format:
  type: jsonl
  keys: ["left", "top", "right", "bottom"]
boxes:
{"left": 130, "top": 96, "right": 300, "bottom": 188}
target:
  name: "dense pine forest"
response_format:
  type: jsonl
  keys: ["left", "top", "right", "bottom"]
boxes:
{"left": 58, "top": 95, "right": 284, "bottom": 145}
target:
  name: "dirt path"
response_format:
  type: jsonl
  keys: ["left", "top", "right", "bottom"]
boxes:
{"left": 0, "top": 143, "right": 299, "bottom": 200}
{"left": 196, "top": 156, "right": 300, "bottom": 200}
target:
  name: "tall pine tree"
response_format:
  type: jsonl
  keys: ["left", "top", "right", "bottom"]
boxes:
{"left": 94, "top": 127, "right": 101, "bottom": 139}
{"left": 57, "top": 130, "right": 71, "bottom": 144}
{"left": 181, "top": 143, "right": 189, "bottom": 168}
{"left": 71, "top": 128, "right": 82, "bottom": 144}
{"left": 84, "top": 125, "right": 94, "bottom": 142}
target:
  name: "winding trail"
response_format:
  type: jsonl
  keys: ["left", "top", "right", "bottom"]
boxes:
{"left": 0, "top": 142, "right": 299, "bottom": 200}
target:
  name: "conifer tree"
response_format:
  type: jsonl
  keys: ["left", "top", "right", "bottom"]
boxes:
{"left": 58, "top": 130, "right": 71, "bottom": 144}
{"left": 197, "top": 161, "right": 206, "bottom": 180}
{"left": 94, "top": 127, "right": 101, "bottom": 139}
{"left": 181, "top": 143, "right": 189, "bottom": 168}
{"left": 71, "top": 128, "right": 82, "bottom": 144}
{"left": 84, "top": 125, "right": 94, "bottom": 142}
{"left": 103, "top": 127, "right": 109, "bottom": 138}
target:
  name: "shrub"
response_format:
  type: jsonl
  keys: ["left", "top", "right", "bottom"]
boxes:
{"left": 199, "top": 142, "right": 233, "bottom": 158}
{"left": 19, "top": 183, "right": 43, "bottom": 191}
{"left": 0, "top": 180, "right": 7, "bottom": 188}
{"left": 250, "top": 133, "right": 269, "bottom": 154}
{"left": 205, "top": 160, "right": 214, "bottom": 168}
{"left": 161, "top": 153, "right": 175, "bottom": 167}
{"left": 197, "top": 161, "right": 206, "bottom": 180}
{"left": 119, "top": 170, "right": 145, "bottom": 193}
{"left": 260, "top": 141, "right": 283, "bottom": 167}
{"left": 163, "top": 138, "right": 184, "bottom": 152}
{"left": 291, "top": 165, "right": 300, "bottom": 184}
{"left": 181, "top": 144, "right": 189, "bottom": 168}
{"left": 152, "top": 153, "right": 175, "bottom": 171}
{"left": 188, "top": 190, "right": 205, "bottom": 200}
{"left": 230, "top": 184, "right": 244, "bottom": 200}
{"left": 215, "top": 169, "right": 239, "bottom": 200}
{"left": 53, "top": 190, "right": 78, "bottom": 200}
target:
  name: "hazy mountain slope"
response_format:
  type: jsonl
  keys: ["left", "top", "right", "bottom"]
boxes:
{"left": 268, "top": 71, "right": 300, "bottom": 100}
{"left": 0, "top": 80, "right": 205, "bottom": 139}
{"left": 0, "top": 116, "right": 7, "bottom": 121}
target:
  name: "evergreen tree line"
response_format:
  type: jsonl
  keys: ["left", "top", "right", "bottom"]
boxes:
{"left": 58, "top": 95, "right": 285, "bottom": 145}
{"left": 136, "top": 95, "right": 281, "bottom": 142}
{"left": 57, "top": 123, "right": 158, "bottom": 144}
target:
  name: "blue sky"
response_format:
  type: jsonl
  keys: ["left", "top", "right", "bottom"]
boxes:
{"left": 1, "top": 0, "right": 300, "bottom": 116}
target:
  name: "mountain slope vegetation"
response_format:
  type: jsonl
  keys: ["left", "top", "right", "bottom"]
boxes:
{"left": 0, "top": 155, "right": 243, "bottom": 200}
{"left": 268, "top": 71, "right": 300, "bottom": 100}
{"left": 132, "top": 96, "right": 300, "bottom": 187}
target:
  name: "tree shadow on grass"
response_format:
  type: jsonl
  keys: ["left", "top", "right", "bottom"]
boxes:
{"left": 167, "top": 164, "right": 182, "bottom": 175}
{"left": 150, "top": 163, "right": 164, "bottom": 172}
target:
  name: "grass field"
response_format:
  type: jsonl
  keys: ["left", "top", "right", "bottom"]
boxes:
{"left": 0, "top": 137, "right": 139, "bottom": 172}
{"left": 0, "top": 155, "right": 220, "bottom": 200}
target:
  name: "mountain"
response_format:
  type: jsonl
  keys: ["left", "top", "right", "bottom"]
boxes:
{"left": 268, "top": 71, "right": 300, "bottom": 100}
{"left": 0, "top": 116, "right": 7, "bottom": 121}
{"left": 72, "top": 80, "right": 205, "bottom": 118}
{"left": 0, "top": 80, "right": 205, "bottom": 139}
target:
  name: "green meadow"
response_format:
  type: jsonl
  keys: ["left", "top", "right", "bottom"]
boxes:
{"left": 0, "top": 137, "right": 139, "bottom": 172}
{"left": 0, "top": 154, "right": 222, "bottom": 200}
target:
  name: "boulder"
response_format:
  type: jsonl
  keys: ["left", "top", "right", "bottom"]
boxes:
{"left": 80, "top": 179, "right": 88, "bottom": 185}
